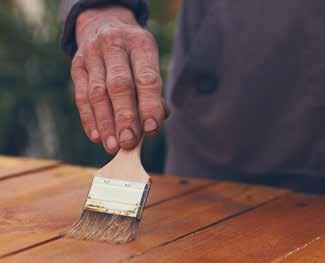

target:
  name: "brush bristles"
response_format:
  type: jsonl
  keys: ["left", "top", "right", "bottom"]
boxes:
{"left": 62, "top": 210, "right": 139, "bottom": 244}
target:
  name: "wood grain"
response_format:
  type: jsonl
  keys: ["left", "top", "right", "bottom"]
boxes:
{"left": 0, "top": 182, "right": 287, "bottom": 262}
{"left": 0, "top": 165, "right": 212, "bottom": 257}
{"left": 0, "top": 156, "right": 60, "bottom": 180}
{"left": 272, "top": 237, "right": 325, "bottom": 263}
{"left": 127, "top": 194, "right": 325, "bottom": 263}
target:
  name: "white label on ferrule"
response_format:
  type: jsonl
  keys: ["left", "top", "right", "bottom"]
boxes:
{"left": 84, "top": 176, "right": 147, "bottom": 218}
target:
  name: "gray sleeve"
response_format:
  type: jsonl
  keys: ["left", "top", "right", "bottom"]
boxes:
{"left": 59, "top": 0, "right": 79, "bottom": 25}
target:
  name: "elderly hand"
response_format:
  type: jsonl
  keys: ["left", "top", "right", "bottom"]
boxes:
{"left": 72, "top": 6, "right": 167, "bottom": 154}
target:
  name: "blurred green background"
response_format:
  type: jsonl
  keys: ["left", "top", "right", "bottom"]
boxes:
{"left": 0, "top": 0, "right": 180, "bottom": 172}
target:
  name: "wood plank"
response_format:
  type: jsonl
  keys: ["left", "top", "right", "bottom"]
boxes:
{"left": 125, "top": 193, "right": 325, "bottom": 263}
{"left": 0, "top": 165, "right": 212, "bottom": 257}
{"left": 0, "top": 182, "right": 287, "bottom": 262}
{"left": 272, "top": 237, "right": 325, "bottom": 263}
{"left": 0, "top": 156, "right": 60, "bottom": 180}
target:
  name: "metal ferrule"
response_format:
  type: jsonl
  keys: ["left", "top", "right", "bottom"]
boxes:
{"left": 84, "top": 176, "right": 150, "bottom": 219}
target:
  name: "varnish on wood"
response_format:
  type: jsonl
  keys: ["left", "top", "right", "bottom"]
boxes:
{"left": 2, "top": 156, "right": 325, "bottom": 262}
{"left": 63, "top": 138, "right": 151, "bottom": 243}
{"left": 0, "top": 156, "right": 60, "bottom": 180}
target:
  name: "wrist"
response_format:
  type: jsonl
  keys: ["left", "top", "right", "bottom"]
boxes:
{"left": 76, "top": 6, "right": 138, "bottom": 45}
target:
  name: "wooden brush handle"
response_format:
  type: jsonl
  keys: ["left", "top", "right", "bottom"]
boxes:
{"left": 117, "top": 136, "right": 143, "bottom": 160}
{"left": 97, "top": 136, "right": 149, "bottom": 182}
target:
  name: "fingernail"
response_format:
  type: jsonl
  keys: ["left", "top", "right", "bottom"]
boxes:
{"left": 91, "top": 130, "right": 99, "bottom": 140}
{"left": 119, "top": 128, "right": 135, "bottom": 143}
{"left": 144, "top": 118, "right": 158, "bottom": 133}
{"left": 106, "top": 136, "right": 118, "bottom": 150}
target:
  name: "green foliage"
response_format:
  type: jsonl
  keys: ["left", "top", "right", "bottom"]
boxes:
{"left": 0, "top": 1, "right": 176, "bottom": 172}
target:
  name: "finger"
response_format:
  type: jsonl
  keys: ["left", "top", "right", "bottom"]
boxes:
{"left": 130, "top": 31, "right": 165, "bottom": 136}
{"left": 102, "top": 39, "right": 141, "bottom": 149}
{"left": 84, "top": 45, "right": 119, "bottom": 154}
{"left": 71, "top": 55, "right": 100, "bottom": 143}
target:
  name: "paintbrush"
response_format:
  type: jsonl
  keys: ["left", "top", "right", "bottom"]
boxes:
{"left": 63, "top": 138, "right": 150, "bottom": 243}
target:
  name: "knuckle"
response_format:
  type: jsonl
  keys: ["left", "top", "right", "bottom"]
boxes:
{"left": 76, "top": 101, "right": 92, "bottom": 118}
{"left": 108, "top": 74, "right": 132, "bottom": 97}
{"left": 115, "top": 110, "right": 137, "bottom": 124}
{"left": 79, "top": 110, "right": 94, "bottom": 128}
{"left": 109, "top": 65, "right": 130, "bottom": 81}
{"left": 129, "top": 29, "right": 156, "bottom": 49}
{"left": 101, "top": 29, "right": 124, "bottom": 48}
{"left": 135, "top": 67, "right": 160, "bottom": 87}
{"left": 141, "top": 102, "right": 164, "bottom": 119}
{"left": 97, "top": 119, "right": 114, "bottom": 132}
{"left": 88, "top": 83, "right": 108, "bottom": 103}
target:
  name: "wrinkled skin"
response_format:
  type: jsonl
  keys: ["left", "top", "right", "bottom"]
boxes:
{"left": 72, "top": 7, "right": 168, "bottom": 154}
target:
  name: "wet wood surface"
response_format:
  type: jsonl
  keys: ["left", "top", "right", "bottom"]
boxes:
{"left": 0, "top": 156, "right": 60, "bottom": 180}
{"left": 0, "top": 156, "right": 324, "bottom": 262}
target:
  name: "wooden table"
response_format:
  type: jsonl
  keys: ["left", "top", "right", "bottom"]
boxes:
{"left": 0, "top": 156, "right": 324, "bottom": 262}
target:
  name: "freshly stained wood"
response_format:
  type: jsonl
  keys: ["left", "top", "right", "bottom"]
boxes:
{"left": 0, "top": 165, "right": 93, "bottom": 257}
{"left": 0, "top": 156, "right": 60, "bottom": 180}
{"left": 0, "top": 165, "right": 212, "bottom": 257}
{"left": 0, "top": 182, "right": 287, "bottom": 262}
{"left": 127, "top": 194, "right": 325, "bottom": 263}
{"left": 1, "top": 156, "right": 325, "bottom": 263}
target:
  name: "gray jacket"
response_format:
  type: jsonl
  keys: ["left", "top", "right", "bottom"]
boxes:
{"left": 61, "top": 0, "right": 325, "bottom": 179}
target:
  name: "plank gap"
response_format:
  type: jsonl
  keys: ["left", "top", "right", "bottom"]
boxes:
{"left": 0, "top": 236, "right": 61, "bottom": 260}
{"left": 0, "top": 169, "right": 215, "bottom": 258}
{"left": 146, "top": 181, "right": 217, "bottom": 208}
{"left": 126, "top": 193, "right": 325, "bottom": 263}
{"left": 0, "top": 181, "right": 216, "bottom": 258}
{"left": 0, "top": 161, "right": 291, "bottom": 263}
{"left": 123, "top": 193, "right": 286, "bottom": 262}
{"left": 0, "top": 163, "right": 63, "bottom": 182}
